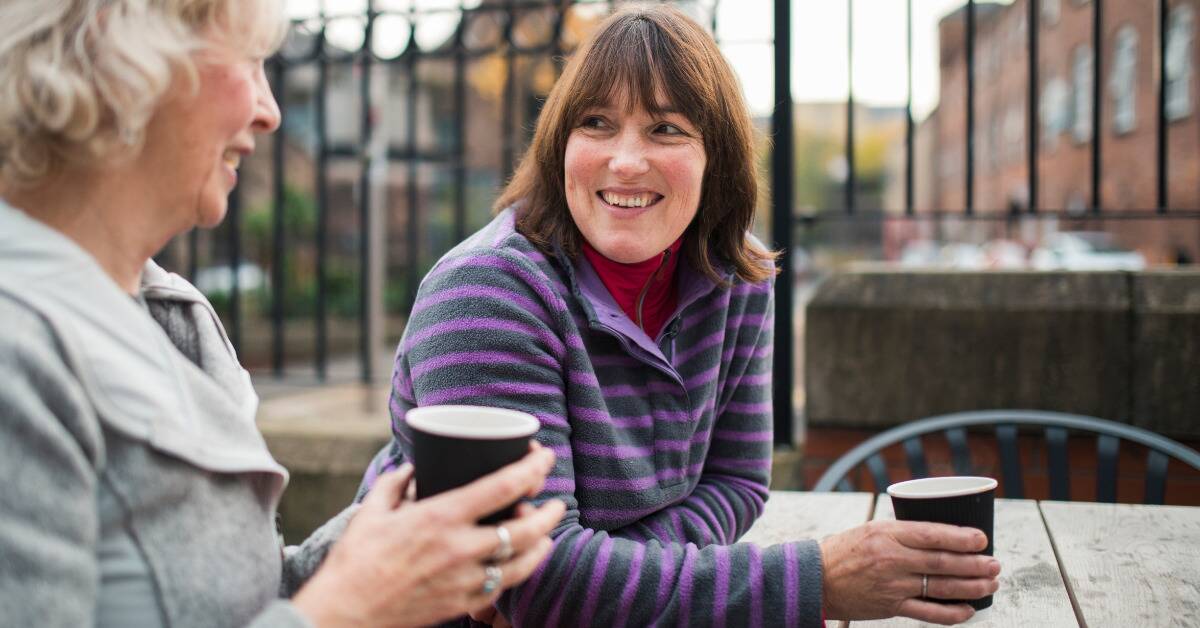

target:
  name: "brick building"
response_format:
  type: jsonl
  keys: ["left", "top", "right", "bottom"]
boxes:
{"left": 920, "top": 0, "right": 1200, "bottom": 262}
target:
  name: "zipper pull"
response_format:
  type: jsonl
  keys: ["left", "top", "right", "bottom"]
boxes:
{"left": 635, "top": 248, "right": 673, "bottom": 331}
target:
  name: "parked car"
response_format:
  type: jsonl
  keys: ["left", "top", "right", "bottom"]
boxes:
{"left": 1030, "top": 232, "right": 1145, "bottom": 271}
{"left": 938, "top": 243, "right": 986, "bottom": 269}
{"left": 982, "top": 239, "right": 1029, "bottom": 269}
{"left": 899, "top": 240, "right": 940, "bottom": 268}
{"left": 193, "top": 263, "right": 268, "bottom": 296}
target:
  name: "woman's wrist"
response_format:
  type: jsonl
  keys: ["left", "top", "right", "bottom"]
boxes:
{"left": 291, "top": 573, "right": 361, "bottom": 628}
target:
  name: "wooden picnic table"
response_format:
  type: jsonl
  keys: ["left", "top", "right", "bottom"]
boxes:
{"left": 742, "top": 492, "right": 1200, "bottom": 627}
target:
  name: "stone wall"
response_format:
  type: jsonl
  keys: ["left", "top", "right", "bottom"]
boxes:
{"left": 805, "top": 270, "right": 1200, "bottom": 439}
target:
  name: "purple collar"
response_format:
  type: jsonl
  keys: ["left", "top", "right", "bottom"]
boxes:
{"left": 558, "top": 244, "right": 727, "bottom": 365}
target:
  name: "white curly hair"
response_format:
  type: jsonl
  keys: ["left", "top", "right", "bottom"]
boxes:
{"left": 0, "top": 0, "right": 285, "bottom": 186}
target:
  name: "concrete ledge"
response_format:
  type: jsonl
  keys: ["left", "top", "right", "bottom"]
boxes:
{"left": 806, "top": 269, "right": 1200, "bottom": 438}
{"left": 770, "top": 445, "right": 805, "bottom": 490}
{"left": 807, "top": 270, "right": 1135, "bottom": 429}
{"left": 258, "top": 385, "right": 391, "bottom": 542}
{"left": 1133, "top": 271, "right": 1200, "bottom": 439}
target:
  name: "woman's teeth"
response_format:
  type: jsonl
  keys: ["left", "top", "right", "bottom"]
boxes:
{"left": 223, "top": 152, "right": 241, "bottom": 169}
{"left": 600, "top": 191, "right": 658, "bottom": 208}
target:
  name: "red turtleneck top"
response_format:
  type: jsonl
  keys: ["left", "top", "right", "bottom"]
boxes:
{"left": 580, "top": 237, "right": 683, "bottom": 340}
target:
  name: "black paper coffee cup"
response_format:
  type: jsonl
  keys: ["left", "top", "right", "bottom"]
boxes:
{"left": 887, "top": 476, "right": 998, "bottom": 610}
{"left": 406, "top": 405, "right": 540, "bottom": 525}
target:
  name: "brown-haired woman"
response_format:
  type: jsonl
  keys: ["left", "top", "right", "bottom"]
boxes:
{"left": 364, "top": 5, "right": 999, "bottom": 626}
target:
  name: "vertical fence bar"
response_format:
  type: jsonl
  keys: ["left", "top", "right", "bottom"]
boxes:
{"left": 1028, "top": 0, "right": 1039, "bottom": 213}
{"left": 1092, "top": 0, "right": 1103, "bottom": 212}
{"left": 227, "top": 188, "right": 242, "bottom": 354}
{"left": 905, "top": 0, "right": 914, "bottom": 216}
{"left": 271, "top": 59, "right": 287, "bottom": 378}
{"left": 965, "top": 0, "right": 976, "bottom": 215}
{"left": 502, "top": 4, "right": 516, "bottom": 181}
{"left": 315, "top": 39, "right": 330, "bottom": 380}
{"left": 1157, "top": 0, "right": 1169, "bottom": 212}
{"left": 453, "top": 4, "right": 468, "bottom": 244}
{"left": 405, "top": 25, "right": 421, "bottom": 313}
{"left": 845, "top": 0, "right": 856, "bottom": 214}
{"left": 771, "top": 0, "right": 794, "bottom": 446}
{"left": 187, "top": 230, "right": 199, "bottom": 282}
{"left": 358, "top": 4, "right": 375, "bottom": 383}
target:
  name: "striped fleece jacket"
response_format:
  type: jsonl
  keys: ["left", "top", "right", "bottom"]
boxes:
{"left": 362, "top": 209, "right": 823, "bottom": 627}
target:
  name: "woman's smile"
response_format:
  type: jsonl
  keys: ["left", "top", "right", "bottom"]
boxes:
{"left": 597, "top": 189, "right": 664, "bottom": 210}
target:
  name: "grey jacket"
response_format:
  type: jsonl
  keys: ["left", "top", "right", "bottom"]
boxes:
{"left": 0, "top": 202, "right": 348, "bottom": 627}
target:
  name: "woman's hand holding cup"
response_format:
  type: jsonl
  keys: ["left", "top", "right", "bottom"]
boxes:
{"left": 819, "top": 519, "right": 1001, "bottom": 625}
{"left": 293, "top": 445, "right": 565, "bottom": 628}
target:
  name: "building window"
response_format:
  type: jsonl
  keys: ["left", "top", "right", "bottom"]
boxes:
{"left": 1071, "top": 45, "right": 1094, "bottom": 142}
{"left": 1041, "top": 76, "right": 1070, "bottom": 150}
{"left": 1043, "top": 0, "right": 1061, "bottom": 26}
{"left": 1166, "top": 4, "right": 1194, "bottom": 121}
{"left": 1110, "top": 25, "right": 1138, "bottom": 135}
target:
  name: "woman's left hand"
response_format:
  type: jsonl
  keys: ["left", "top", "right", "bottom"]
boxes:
{"left": 293, "top": 446, "right": 565, "bottom": 628}
{"left": 818, "top": 519, "right": 1001, "bottom": 625}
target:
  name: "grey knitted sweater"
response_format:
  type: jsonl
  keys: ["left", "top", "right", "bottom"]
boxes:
{"left": 0, "top": 202, "right": 348, "bottom": 627}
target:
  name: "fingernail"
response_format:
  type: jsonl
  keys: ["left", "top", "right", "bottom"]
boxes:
{"left": 989, "top": 560, "right": 1001, "bottom": 576}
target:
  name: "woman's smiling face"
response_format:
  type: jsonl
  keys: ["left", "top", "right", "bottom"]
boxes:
{"left": 563, "top": 89, "right": 706, "bottom": 264}
{"left": 137, "top": 39, "right": 281, "bottom": 232}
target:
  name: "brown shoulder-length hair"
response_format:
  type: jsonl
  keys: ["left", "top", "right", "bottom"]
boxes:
{"left": 494, "top": 4, "right": 778, "bottom": 285}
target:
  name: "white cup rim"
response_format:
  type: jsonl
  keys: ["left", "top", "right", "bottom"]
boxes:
{"left": 886, "top": 476, "right": 998, "bottom": 499}
{"left": 405, "top": 405, "right": 539, "bottom": 440}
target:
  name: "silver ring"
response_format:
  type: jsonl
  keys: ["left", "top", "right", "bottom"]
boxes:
{"left": 491, "top": 525, "right": 514, "bottom": 563}
{"left": 482, "top": 565, "right": 503, "bottom": 595}
{"left": 921, "top": 573, "right": 929, "bottom": 599}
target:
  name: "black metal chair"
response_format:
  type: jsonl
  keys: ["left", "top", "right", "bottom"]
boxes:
{"left": 812, "top": 410, "right": 1200, "bottom": 505}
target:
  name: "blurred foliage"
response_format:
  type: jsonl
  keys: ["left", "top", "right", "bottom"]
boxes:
{"left": 244, "top": 184, "right": 318, "bottom": 256}
{"left": 242, "top": 185, "right": 360, "bottom": 319}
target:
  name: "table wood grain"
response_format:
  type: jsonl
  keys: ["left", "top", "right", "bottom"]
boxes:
{"left": 851, "top": 496, "right": 1078, "bottom": 628}
{"left": 1040, "top": 501, "right": 1200, "bottom": 627}
{"left": 747, "top": 493, "right": 1200, "bottom": 627}
{"left": 741, "top": 492, "right": 874, "bottom": 546}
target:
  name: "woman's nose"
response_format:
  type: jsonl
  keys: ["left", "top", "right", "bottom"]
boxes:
{"left": 608, "top": 133, "right": 650, "bottom": 178}
{"left": 253, "top": 67, "right": 282, "bottom": 134}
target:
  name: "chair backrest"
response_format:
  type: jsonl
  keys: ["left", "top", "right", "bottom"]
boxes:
{"left": 811, "top": 410, "right": 1200, "bottom": 505}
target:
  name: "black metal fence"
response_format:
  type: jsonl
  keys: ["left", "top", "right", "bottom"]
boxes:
{"left": 166, "top": 0, "right": 1199, "bottom": 447}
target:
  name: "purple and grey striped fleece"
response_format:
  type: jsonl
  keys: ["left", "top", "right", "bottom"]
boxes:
{"left": 362, "top": 209, "right": 824, "bottom": 627}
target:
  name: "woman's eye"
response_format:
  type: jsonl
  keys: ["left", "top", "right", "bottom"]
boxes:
{"left": 656, "top": 123, "right": 686, "bottom": 136}
{"left": 580, "top": 116, "right": 607, "bottom": 129}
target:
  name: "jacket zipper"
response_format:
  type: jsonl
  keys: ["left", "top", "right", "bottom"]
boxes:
{"left": 635, "top": 248, "right": 672, "bottom": 331}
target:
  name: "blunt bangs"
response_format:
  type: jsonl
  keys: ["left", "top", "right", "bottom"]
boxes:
{"left": 563, "top": 12, "right": 711, "bottom": 138}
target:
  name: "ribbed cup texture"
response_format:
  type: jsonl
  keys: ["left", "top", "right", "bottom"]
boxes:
{"left": 892, "top": 489, "right": 995, "bottom": 610}
{"left": 411, "top": 428, "right": 530, "bottom": 524}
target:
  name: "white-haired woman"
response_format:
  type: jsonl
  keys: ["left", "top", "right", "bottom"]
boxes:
{"left": 0, "top": 1, "right": 564, "bottom": 626}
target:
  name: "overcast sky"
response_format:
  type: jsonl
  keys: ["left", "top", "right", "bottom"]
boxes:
{"left": 287, "top": 0, "right": 984, "bottom": 119}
